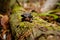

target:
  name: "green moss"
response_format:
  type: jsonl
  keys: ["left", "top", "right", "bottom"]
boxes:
{"left": 10, "top": 4, "right": 60, "bottom": 40}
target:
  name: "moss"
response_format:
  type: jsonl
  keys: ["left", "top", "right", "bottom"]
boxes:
{"left": 10, "top": 4, "right": 60, "bottom": 40}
